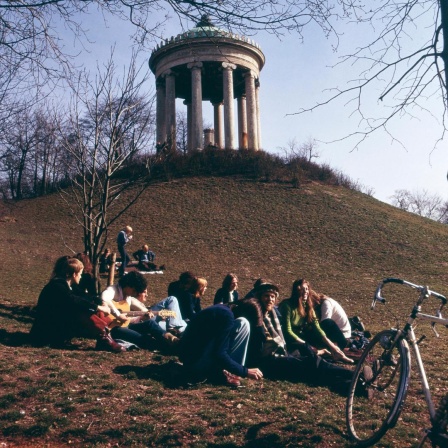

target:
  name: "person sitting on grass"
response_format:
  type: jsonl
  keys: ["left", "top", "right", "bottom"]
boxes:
{"left": 178, "top": 304, "right": 263, "bottom": 387}
{"left": 30, "top": 256, "right": 124, "bottom": 352}
{"left": 168, "top": 271, "right": 196, "bottom": 303}
{"left": 73, "top": 252, "right": 98, "bottom": 299}
{"left": 180, "top": 276, "right": 206, "bottom": 321}
{"left": 278, "top": 279, "right": 353, "bottom": 362}
{"left": 312, "top": 292, "right": 352, "bottom": 350}
{"left": 101, "top": 271, "right": 186, "bottom": 348}
{"left": 232, "top": 282, "right": 372, "bottom": 396}
{"left": 214, "top": 273, "right": 239, "bottom": 305}
{"left": 99, "top": 248, "right": 112, "bottom": 274}
{"left": 133, "top": 244, "right": 165, "bottom": 272}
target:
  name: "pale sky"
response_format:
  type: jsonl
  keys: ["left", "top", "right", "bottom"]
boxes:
{"left": 63, "top": 7, "right": 448, "bottom": 204}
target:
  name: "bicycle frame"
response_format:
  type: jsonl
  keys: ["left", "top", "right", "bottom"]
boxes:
{"left": 374, "top": 277, "right": 448, "bottom": 425}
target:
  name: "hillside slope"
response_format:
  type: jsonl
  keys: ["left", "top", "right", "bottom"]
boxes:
{"left": 1, "top": 176, "right": 447, "bottom": 329}
{"left": 2, "top": 175, "right": 448, "bottom": 447}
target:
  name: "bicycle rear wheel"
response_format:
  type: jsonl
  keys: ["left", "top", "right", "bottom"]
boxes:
{"left": 346, "top": 329, "right": 410, "bottom": 446}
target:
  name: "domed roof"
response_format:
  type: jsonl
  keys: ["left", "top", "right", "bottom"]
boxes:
{"left": 151, "top": 15, "right": 262, "bottom": 54}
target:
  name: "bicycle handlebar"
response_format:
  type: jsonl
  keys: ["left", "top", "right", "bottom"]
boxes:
{"left": 372, "top": 277, "right": 447, "bottom": 310}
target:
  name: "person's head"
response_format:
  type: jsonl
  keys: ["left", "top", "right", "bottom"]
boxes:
{"left": 137, "top": 288, "right": 148, "bottom": 303}
{"left": 125, "top": 225, "right": 133, "bottom": 235}
{"left": 191, "top": 277, "right": 208, "bottom": 298}
{"left": 75, "top": 252, "right": 92, "bottom": 274}
{"left": 179, "top": 271, "right": 196, "bottom": 289}
{"left": 222, "top": 273, "right": 238, "bottom": 291}
{"left": 290, "top": 279, "right": 316, "bottom": 322}
{"left": 51, "top": 256, "right": 84, "bottom": 283}
{"left": 254, "top": 282, "right": 279, "bottom": 314}
{"left": 118, "top": 271, "right": 148, "bottom": 297}
{"left": 104, "top": 248, "right": 110, "bottom": 255}
{"left": 253, "top": 278, "right": 267, "bottom": 289}
{"left": 142, "top": 244, "right": 149, "bottom": 252}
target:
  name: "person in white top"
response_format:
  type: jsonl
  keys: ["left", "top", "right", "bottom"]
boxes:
{"left": 313, "top": 295, "right": 352, "bottom": 350}
{"left": 101, "top": 271, "right": 186, "bottom": 348}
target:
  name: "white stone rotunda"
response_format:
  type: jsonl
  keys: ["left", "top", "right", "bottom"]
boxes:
{"left": 149, "top": 15, "right": 265, "bottom": 151}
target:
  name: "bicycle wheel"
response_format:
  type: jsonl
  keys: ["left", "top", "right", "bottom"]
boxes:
{"left": 346, "top": 329, "right": 411, "bottom": 446}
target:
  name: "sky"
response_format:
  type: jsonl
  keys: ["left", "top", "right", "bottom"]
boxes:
{"left": 61, "top": 5, "right": 448, "bottom": 205}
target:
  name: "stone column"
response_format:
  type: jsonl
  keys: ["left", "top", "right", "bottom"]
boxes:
{"left": 244, "top": 70, "right": 258, "bottom": 151}
{"left": 255, "top": 78, "right": 262, "bottom": 150}
{"left": 156, "top": 78, "right": 166, "bottom": 146}
{"left": 184, "top": 100, "right": 192, "bottom": 153}
{"left": 188, "top": 62, "right": 203, "bottom": 150}
{"left": 164, "top": 70, "right": 176, "bottom": 151}
{"left": 222, "top": 62, "right": 236, "bottom": 149}
{"left": 212, "top": 101, "right": 224, "bottom": 149}
{"left": 237, "top": 95, "right": 248, "bottom": 149}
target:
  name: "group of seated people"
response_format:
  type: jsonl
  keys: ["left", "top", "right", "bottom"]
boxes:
{"left": 30, "top": 256, "right": 373, "bottom": 396}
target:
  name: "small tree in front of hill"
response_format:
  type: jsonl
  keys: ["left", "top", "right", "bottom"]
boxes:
{"left": 59, "top": 51, "right": 156, "bottom": 291}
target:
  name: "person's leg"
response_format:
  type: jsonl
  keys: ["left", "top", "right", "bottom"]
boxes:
{"left": 320, "top": 318, "right": 348, "bottom": 349}
{"left": 315, "top": 356, "right": 353, "bottom": 394}
{"left": 118, "top": 246, "right": 126, "bottom": 276}
{"left": 228, "top": 317, "right": 250, "bottom": 366}
{"left": 129, "top": 320, "right": 166, "bottom": 340}
{"left": 150, "top": 296, "right": 187, "bottom": 332}
{"left": 111, "top": 326, "right": 155, "bottom": 349}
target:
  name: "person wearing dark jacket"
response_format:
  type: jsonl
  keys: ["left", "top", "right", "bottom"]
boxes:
{"left": 178, "top": 304, "right": 263, "bottom": 385}
{"left": 30, "top": 256, "right": 124, "bottom": 352}
{"left": 117, "top": 225, "right": 132, "bottom": 276}
{"left": 214, "top": 273, "right": 239, "bottom": 305}
{"left": 133, "top": 244, "right": 158, "bottom": 271}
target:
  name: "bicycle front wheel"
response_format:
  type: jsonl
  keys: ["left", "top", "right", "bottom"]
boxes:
{"left": 346, "top": 329, "right": 411, "bottom": 446}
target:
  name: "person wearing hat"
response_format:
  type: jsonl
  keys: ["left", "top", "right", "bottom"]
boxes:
{"left": 233, "top": 281, "right": 358, "bottom": 394}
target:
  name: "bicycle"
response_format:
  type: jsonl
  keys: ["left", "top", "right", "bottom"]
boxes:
{"left": 346, "top": 277, "right": 448, "bottom": 447}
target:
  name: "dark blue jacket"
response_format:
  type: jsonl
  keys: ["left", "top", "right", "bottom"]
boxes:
{"left": 179, "top": 305, "right": 248, "bottom": 379}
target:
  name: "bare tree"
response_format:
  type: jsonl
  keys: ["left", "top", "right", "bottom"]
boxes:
{"left": 280, "top": 137, "right": 320, "bottom": 163}
{"left": 176, "top": 111, "right": 188, "bottom": 154}
{"left": 59, "top": 52, "right": 155, "bottom": 288}
{"left": 391, "top": 189, "right": 447, "bottom": 222}
{"left": 293, "top": 1, "right": 448, "bottom": 149}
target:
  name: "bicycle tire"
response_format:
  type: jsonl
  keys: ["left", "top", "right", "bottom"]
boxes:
{"left": 346, "top": 329, "right": 411, "bottom": 446}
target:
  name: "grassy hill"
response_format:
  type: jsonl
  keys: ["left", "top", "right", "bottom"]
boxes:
{"left": 1, "top": 175, "right": 448, "bottom": 447}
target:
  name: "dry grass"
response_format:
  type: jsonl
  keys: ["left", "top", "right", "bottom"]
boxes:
{"left": 1, "top": 176, "right": 448, "bottom": 447}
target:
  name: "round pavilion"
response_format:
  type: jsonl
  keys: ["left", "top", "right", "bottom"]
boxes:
{"left": 149, "top": 16, "right": 265, "bottom": 151}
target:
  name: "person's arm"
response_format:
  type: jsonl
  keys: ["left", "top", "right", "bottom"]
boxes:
{"left": 193, "top": 297, "right": 202, "bottom": 313}
{"left": 214, "top": 289, "right": 224, "bottom": 305}
{"left": 128, "top": 297, "right": 148, "bottom": 312}
{"left": 132, "top": 250, "right": 140, "bottom": 260}
{"left": 101, "top": 287, "right": 122, "bottom": 317}
{"left": 319, "top": 301, "right": 332, "bottom": 321}
{"left": 148, "top": 251, "right": 155, "bottom": 262}
{"left": 213, "top": 311, "right": 248, "bottom": 378}
{"left": 313, "top": 318, "right": 353, "bottom": 363}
